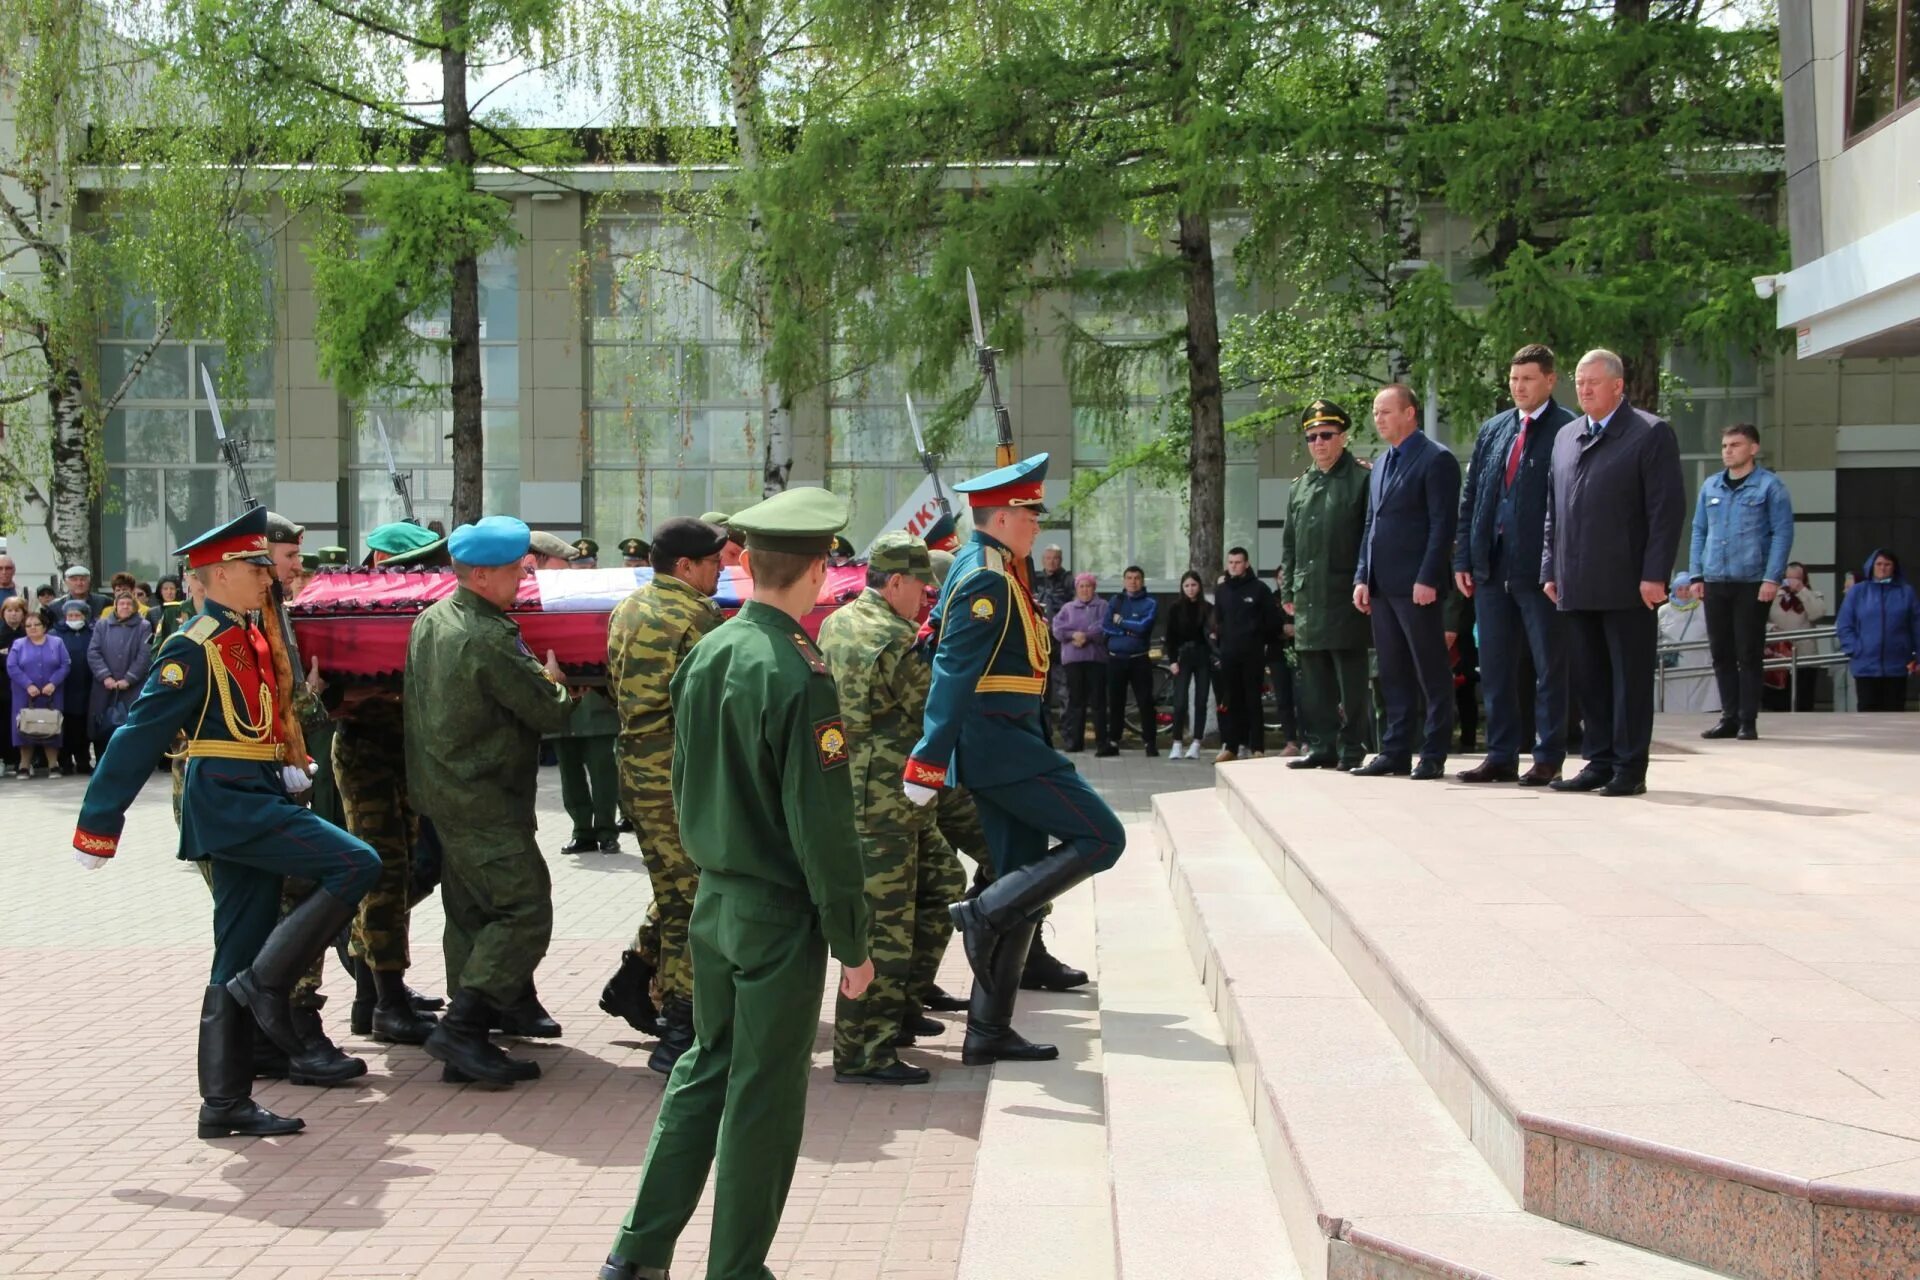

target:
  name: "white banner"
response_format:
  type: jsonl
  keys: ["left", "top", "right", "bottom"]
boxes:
{"left": 869, "top": 473, "right": 966, "bottom": 555}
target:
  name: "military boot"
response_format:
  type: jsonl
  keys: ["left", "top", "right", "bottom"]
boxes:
{"left": 491, "top": 983, "right": 562, "bottom": 1038}
{"left": 197, "top": 985, "right": 304, "bottom": 1140}
{"left": 226, "top": 887, "right": 358, "bottom": 1059}
{"left": 921, "top": 983, "right": 970, "bottom": 1013}
{"left": 961, "top": 919, "right": 1059, "bottom": 1066}
{"left": 1020, "top": 929, "right": 1090, "bottom": 992}
{"left": 424, "top": 989, "right": 528, "bottom": 1087}
{"left": 600, "top": 949, "right": 662, "bottom": 1035}
{"left": 348, "top": 957, "right": 377, "bottom": 1036}
{"left": 370, "top": 967, "right": 439, "bottom": 1045}
{"left": 286, "top": 1005, "right": 368, "bottom": 1086}
{"left": 596, "top": 1256, "right": 670, "bottom": 1280}
{"left": 894, "top": 1001, "right": 943, "bottom": 1046}
{"left": 648, "top": 996, "right": 695, "bottom": 1075}
{"left": 949, "top": 844, "right": 1099, "bottom": 986}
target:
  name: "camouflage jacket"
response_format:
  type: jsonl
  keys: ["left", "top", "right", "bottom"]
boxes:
{"left": 818, "top": 588, "right": 935, "bottom": 836}
{"left": 607, "top": 572, "right": 723, "bottom": 787}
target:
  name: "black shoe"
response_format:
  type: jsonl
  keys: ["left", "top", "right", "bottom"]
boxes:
{"left": 369, "top": 968, "right": 439, "bottom": 1045}
{"left": 649, "top": 996, "right": 695, "bottom": 1075}
{"left": 835, "top": 1061, "right": 933, "bottom": 1085}
{"left": 1700, "top": 720, "right": 1740, "bottom": 740}
{"left": 1094, "top": 746, "right": 1119, "bottom": 758}
{"left": 408, "top": 986, "right": 445, "bottom": 1013}
{"left": 491, "top": 987, "right": 562, "bottom": 1039}
{"left": 901, "top": 1009, "right": 943, "bottom": 1038}
{"left": 961, "top": 919, "right": 1060, "bottom": 1065}
{"left": 1021, "top": 930, "right": 1090, "bottom": 992}
{"left": 1517, "top": 764, "right": 1561, "bottom": 788}
{"left": 1550, "top": 766, "right": 1612, "bottom": 793}
{"left": 442, "top": 1058, "right": 541, "bottom": 1083}
{"left": 424, "top": 990, "right": 529, "bottom": 1087}
{"left": 1455, "top": 760, "right": 1519, "bottom": 784}
{"left": 921, "top": 984, "right": 970, "bottom": 1013}
{"left": 615, "top": 816, "right": 635, "bottom": 834}
{"left": 226, "top": 888, "right": 358, "bottom": 1060}
{"left": 1144, "top": 747, "right": 1158, "bottom": 758}
{"left": 559, "top": 836, "right": 598, "bottom": 854}
{"left": 1410, "top": 759, "right": 1445, "bottom": 781}
{"left": 197, "top": 985, "right": 304, "bottom": 1139}
{"left": 598, "top": 837, "right": 622, "bottom": 854}
{"left": 1349, "top": 756, "right": 1411, "bottom": 778}
{"left": 1602, "top": 774, "right": 1648, "bottom": 797}
{"left": 1287, "top": 755, "right": 1338, "bottom": 770}
{"left": 1737, "top": 725, "right": 1759, "bottom": 741}
{"left": 286, "top": 1006, "right": 368, "bottom": 1086}
{"left": 600, "top": 949, "right": 662, "bottom": 1035}
{"left": 595, "top": 1256, "right": 668, "bottom": 1280}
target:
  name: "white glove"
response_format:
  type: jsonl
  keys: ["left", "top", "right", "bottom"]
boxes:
{"left": 74, "top": 851, "right": 110, "bottom": 871}
{"left": 282, "top": 763, "right": 315, "bottom": 795}
{"left": 903, "top": 781, "right": 939, "bottom": 808}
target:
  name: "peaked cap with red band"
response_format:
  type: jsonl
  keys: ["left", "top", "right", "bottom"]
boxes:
{"left": 952, "top": 452, "right": 1049, "bottom": 513}
{"left": 174, "top": 506, "right": 275, "bottom": 570}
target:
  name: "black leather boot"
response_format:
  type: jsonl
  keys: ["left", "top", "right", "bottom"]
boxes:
{"left": 424, "top": 989, "right": 527, "bottom": 1087}
{"left": 286, "top": 1005, "right": 368, "bottom": 1086}
{"left": 894, "top": 1001, "right": 943, "bottom": 1046}
{"left": 596, "top": 1255, "right": 669, "bottom": 1280}
{"left": 600, "top": 949, "right": 662, "bottom": 1035}
{"left": 408, "top": 985, "right": 445, "bottom": 1012}
{"left": 921, "top": 983, "right": 970, "bottom": 1012}
{"left": 1021, "top": 928, "right": 1090, "bottom": 992}
{"left": 648, "top": 996, "right": 695, "bottom": 1075}
{"left": 349, "top": 957, "right": 376, "bottom": 1036}
{"left": 443, "top": 1059, "right": 541, "bottom": 1083}
{"left": 197, "top": 985, "right": 305, "bottom": 1139}
{"left": 370, "top": 967, "right": 439, "bottom": 1045}
{"left": 491, "top": 982, "right": 562, "bottom": 1039}
{"left": 949, "top": 843, "right": 1099, "bottom": 986}
{"left": 961, "top": 919, "right": 1058, "bottom": 1066}
{"left": 252, "top": 1012, "right": 290, "bottom": 1080}
{"left": 227, "top": 888, "right": 358, "bottom": 1059}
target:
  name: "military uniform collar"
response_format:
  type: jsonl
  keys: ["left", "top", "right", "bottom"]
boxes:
{"left": 454, "top": 585, "right": 508, "bottom": 618}
{"left": 739, "top": 598, "right": 810, "bottom": 632}
{"left": 204, "top": 602, "right": 249, "bottom": 628}
{"left": 858, "top": 587, "right": 915, "bottom": 633}
{"left": 969, "top": 529, "right": 1011, "bottom": 554}
{"left": 653, "top": 572, "right": 711, "bottom": 604}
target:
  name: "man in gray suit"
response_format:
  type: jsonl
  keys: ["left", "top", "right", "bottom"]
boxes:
{"left": 1541, "top": 349, "right": 1686, "bottom": 797}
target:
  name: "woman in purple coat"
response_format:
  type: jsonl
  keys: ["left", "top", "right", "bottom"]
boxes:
{"left": 8, "top": 610, "right": 69, "bottom": 776}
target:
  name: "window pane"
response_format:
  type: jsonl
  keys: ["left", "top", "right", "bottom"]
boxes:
{"left": 99, "top": 343, "right": 189, "bottom": 402}
{"left": 1071, "top": 468, "right": 1128, "bottom": 577}
{"left": 1852, "top": 0, "right": 1900, "bottom": 133}
{"left": 710, "top": 469, "right": 764, "bottom": 517}
{"left": 1906, "top": 0, "right": 1920, "bottom": 103}
{"left": 197, "top": 345, "right": 275, "bottom": 400}
{"left": 102, "top": 469, "right": 162, "bottom": 583}
{"left": 355, "top": 406, "right": 440, "bottom": 466}
{"left": 645, "top": 410, "right": 708, "bottom": 465}
{"left": 1128, "top": 482, "right": 1187, "bottom": 583}
{"left": 706, "top": 408, "right": 760, "bottom": 468}
{"left": 485, "top": 408, "right": 520, "bottom": 469}
{"left": 590, "top": 468, "right": 642, "bottom": 544}
{"left": 483, "top": 345, "right": 520, "bottom": 404}
{"left": 479, "top": 250, "right": 519, "bottom": 341}
{"left": 592, "top": 408, "right": 675, "bottom": 466}
{"left": 163, "top": 469, "right": 219, "bottom": 557}
{"left": 194, "top": 409, "right": 275, "bottom": 466}
{"left": 105, "top": 409, "right": 189, "bottom": 464}
{"left": 592, "top": 344, "right": 678, "bottom": 406}
{"left": 832, "top": 406, "right": 917, "bottom": 465}
{"left": 353, "top": 469, "right": 416, "bottom": 538}
{"left": 687, "top": 343, "right": 760, "bottom": 404}
{"left": 644, "top": 466, "right": 705, "bottom": 527}
{"left": 827, "top": 467, "right": 899, "bottom": 550}
{"left": 484, "top": 468, "right": 519, "bottom": 516}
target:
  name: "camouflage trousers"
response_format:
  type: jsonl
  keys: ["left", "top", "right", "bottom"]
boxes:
{"left": 335, "top": 719, "right": 422, "bottom": 973}
{"left": 622, "top": 792, "right": 699, "bottom": 1004}
{"left": 832, "top": 824, "right": 966, "bottom": 1074}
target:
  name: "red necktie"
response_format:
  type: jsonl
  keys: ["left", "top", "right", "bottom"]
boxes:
{"left": 1503, "top": 415, "right": 1531, "bottom": 489}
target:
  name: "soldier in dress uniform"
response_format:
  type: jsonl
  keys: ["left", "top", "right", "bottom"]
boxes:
{"left": 598, "top": 487, "right": 874, "bottom": 1280}
{"left": 903, "top": 454, "right": 1127, "bottom": 1065}
{"left": 619, "top": 537, "right": 650, "bottom": 567}
{"left": 406, "top": 516, "right": 578, "bottom": 1087}
{"left": 71, "top": 506, "right": 381, "bottom": 1138}
{"left": 819, "top": 532, "right": 963, "bottom": 1085}
{"left": 600, "top": 516, "right": 729, "bottom": 1071}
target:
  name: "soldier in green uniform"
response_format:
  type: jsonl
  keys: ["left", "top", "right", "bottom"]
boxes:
{"left": 818, "top": 532, "right": 963, "bottom": 1085}
{"left": 599, "top": 517, "right": 729, "bottom": 1069}
{"left": 597, "top": 487, "right": 874, "bottom": 1280}
{"left": 406, "top": 516, "right": 578, "bottom": 1087}
{"left": 1281, "top": 400, "right": 1376, "bottom": 770}
{"left": 619, "top": 536, "right": 650, "bottom": 567}
{"left": 554, "top": 537, "right": 623, "bottom": 854}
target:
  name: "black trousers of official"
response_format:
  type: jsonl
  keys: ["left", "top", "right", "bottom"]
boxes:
{"left": 1218, "top": 653, "right": 1266, "bottom": 754}
{"left": 1856, "top": 674, "right": 1911, "bottom": 712}
{"left": 1106, "top": 654, "right": 1157, "bottom": 751}
{"left": 1703, "top": 581, "right": 1770, "bottom": 729}
{"left": 1061, "top": 662, "right": 1108, "bottom": 751}
{"left": 1565, "top": 606, "right": 1658, "bottom": 777}
{"left": 1476, "top": 578, "right": 1567, "bottom": 769}
{"left": 1370, "top": 594, "right": 1454, "bottom": 764}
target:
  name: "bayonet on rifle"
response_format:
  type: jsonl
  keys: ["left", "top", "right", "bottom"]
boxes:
{"left": 373, "top": 412, "right": 416, "bottom": 522}
{"left": 202, "top": 363, "right": 257, "bottom": 511}
{"left": 965, "top": 269, "right": 1017, "bottom": 470}
{"left": 904, "top": 393, "right": 953, "bottom": 527}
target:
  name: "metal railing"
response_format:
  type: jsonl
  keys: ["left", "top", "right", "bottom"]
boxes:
{"left": 1656, "top": 625, "right": 1848, "bottom": 712}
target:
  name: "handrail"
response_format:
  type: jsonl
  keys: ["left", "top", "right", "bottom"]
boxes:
{"left": 1656, "top": 625, "right": 1851, "bottom": 711}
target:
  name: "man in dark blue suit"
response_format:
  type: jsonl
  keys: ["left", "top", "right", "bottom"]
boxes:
{"left": 1352, "top": 384, "right": 1462, "bottom": 780}
{"left": 1452, "top": 344, "right": 1576, "bottom": 786}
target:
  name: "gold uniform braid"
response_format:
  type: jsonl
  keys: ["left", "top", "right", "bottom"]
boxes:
{"left": 258, "top": 590, "right": 309, "bottom": 768}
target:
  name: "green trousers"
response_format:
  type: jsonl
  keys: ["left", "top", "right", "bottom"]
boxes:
{"left": 558, "top": 734, "right": 620, "bottom": 843}
{"left": 612, "top": 875, "right": 828, "bottom": 1280}
{"left": 1297, "top": 647, "right": 1373, "bottom": 766}
{"left": 438, "top": 822, "right": 553, "bottom": 1005}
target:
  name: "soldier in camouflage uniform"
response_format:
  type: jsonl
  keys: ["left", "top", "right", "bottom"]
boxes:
{"left": 820, "top": 533, "right": 964, "bottom": 1085}
{"left": 602, "top": 516, "right": 729, "bottom": 1074}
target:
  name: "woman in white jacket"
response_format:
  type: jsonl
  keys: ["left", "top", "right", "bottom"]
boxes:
{"left": 1658, "top": 571, "right": 1719, "bottom": 714}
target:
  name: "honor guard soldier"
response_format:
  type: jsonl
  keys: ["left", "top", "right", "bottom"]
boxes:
{"left": 819, "top": 532, "right": 965, "bottom": 1084}
{"left": 902, "top": 454, "right": 1126, "bottom": 1064}
{"left": 619, "top": 537, "right": 650, "bottom": 567}
{"left": 601, "top": 516, "right": 729, "bottom": 1070}
{"left": 599, "top": 487, "right": 874, "bottom": 1280}
{"left": 406, "top": 516, "right": 578, "bottom": 1086}
{"left": 71, "top": 507, "right": 380, "bottom": 1138}
{"left": 571, "top": 537, "right": 600, "bottom": 567}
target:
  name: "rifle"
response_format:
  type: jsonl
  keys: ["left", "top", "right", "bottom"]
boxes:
{"left": 964, "top": 270, "right": 1031, "bottom": 593}
{"left": 903, "top": 392, "right": 954, "bottom": 531}
{"left": 373, "top": 411, "right": 416, "bottom": 522}
{"left": 201, "top": 362, "right": 307, "bottom": 688}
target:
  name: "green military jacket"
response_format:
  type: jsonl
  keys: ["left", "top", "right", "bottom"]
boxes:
{"left": 607, "top": 572, "right": 723, "bottom": 788}
{"left": 404, "top": 587, "right": 576, "bottom": 833}
{"left": 670, "top": 599, "right": 871, "bottom": 967}
{"left": 817, "top": 589, "right": 936, "bottom": 838}
{"left": 1281, "top": 449, "right": 1373, "bottom": 652}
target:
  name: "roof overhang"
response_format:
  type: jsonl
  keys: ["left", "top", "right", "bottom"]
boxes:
{"left": 1775, "top": 207, "right": 1920, "bottom": 360}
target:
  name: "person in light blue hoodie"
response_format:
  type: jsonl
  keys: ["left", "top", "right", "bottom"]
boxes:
{"left": 1102, "top": 565, "right": 1160, "bottom": 757}
{"left": 1835, "top": 548, "right": 1920, "bottom": 711}
{"left": 1687, "top": 423, "right": 1793, "bottom": 740}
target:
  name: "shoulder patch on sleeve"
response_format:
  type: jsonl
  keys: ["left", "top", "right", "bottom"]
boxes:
{"left": 813, "top": 716, "right": 849, "bottom": 770}
{"left": 790, "top": 631, "right": 828, "bottom": 675}
{"left": 969, "top": 596, "right": 996, "bottom": 622}
{"left": 158, "top": 660, "right": 187, "bottom": 689}
{"left": 182, "top": 615, "right": 220, "bottom": 643}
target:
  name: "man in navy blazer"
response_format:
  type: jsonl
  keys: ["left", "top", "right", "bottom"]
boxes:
{"left": 1353, "top": 384, "right": 1462, "bottom": 779}
{"left": 1541, "top": 349, "right": 1685, "bottom": 797}
{"left": 1452, "top": 344, "right": 1576, "bottom": 786}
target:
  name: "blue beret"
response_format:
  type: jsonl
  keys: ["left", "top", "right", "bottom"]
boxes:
{"left": 448, "top": 515, "right": 532, "bottom": 567}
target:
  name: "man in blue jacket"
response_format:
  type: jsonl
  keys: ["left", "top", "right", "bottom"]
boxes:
{"left": 1102, "top": 565, "right": 1159, "bottom": 758}
{"left": 1687, "top": 423, "right": 1794, "bottom": 740}
{"left": 1453, "top": 345, "right": 1576, "bottom": 785}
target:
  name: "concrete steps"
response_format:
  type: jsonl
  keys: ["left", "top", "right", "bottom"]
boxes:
{"left": 1153, "top": 787, "right": 1735, "bottom": 1280}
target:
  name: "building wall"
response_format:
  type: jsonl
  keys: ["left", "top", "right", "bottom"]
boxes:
{"left": 1802, "top": 1, "right": 1920, "bottom": 252}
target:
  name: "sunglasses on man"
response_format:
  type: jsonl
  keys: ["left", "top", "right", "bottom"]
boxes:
{"left": 1304, "top": 430, "right": 1342, "bottom": 444}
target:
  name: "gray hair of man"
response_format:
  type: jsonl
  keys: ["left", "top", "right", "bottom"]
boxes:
{"left": 1576, "top": 348, "right": 1625, "bottom": 380}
